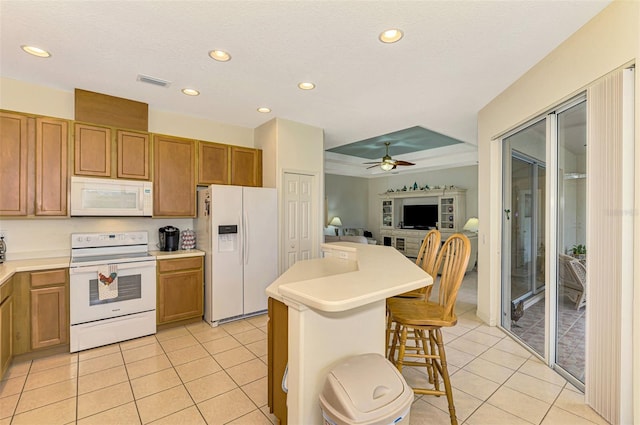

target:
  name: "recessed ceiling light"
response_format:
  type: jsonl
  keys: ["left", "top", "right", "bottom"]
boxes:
{"left": 379, "top": 29, "right": 404, "bottom": 43}
{"left": 181, "top": 88, "right": 200, "bottom": 96}
{"left": 21, "top": 45, "right": 51, "bottom": 58}
{"left": 209, "top": 50, "right": 231, "bottom": 62}
{"left": 257, "top": 107, "right": 271, "bottom": 113}
{"left": 298, "top": 82, "right": 315, "bottom": 90}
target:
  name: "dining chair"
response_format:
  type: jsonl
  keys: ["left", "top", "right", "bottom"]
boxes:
{"left": 386, "top": 233, "right": 471, "bottom": 425}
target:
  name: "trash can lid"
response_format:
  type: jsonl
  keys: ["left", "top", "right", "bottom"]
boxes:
{"left": 320, "top": 353, "right": 411, "bottom": 420}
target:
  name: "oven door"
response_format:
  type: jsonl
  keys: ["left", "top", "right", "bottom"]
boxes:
{"left": 69, "top": 260, "right": 156, "bottom": 325}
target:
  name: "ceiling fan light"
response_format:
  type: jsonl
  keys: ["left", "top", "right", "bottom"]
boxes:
{"left": 380, "top": 162, "right": 394, "bottom": 171}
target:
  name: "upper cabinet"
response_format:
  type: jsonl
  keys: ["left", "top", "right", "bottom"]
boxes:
{"left": 36, "top": 118, "right": 68, "bottom": 216}
{"left": 117, "top": 130, "right": 150, "bottom": 180}
{"left": 74, "top": 123, "right": 111, "bottom": 177}
{"left": 0, "top": 112, "right": 68, "bottom": 217}
{"left": 74, "top": 124, "right": 150, "bottom": 181}
{"left": 153, "top": 135, "right": 196, "bottom": 217}
{"left": 198, "top": 141, "right": 229, "bottom": 185}
{"left": 231, "top": 146, "right": 262, "bottom": 187}
{"left": 0, "top": 112, "right": 29, "bottom": 216}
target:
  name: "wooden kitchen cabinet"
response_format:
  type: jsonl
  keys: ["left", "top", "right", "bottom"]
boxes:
{"left": 231, "top": 146, "right": 262, "bottom": 187}
{"left": 0, "top": 278, "right": 14, "bottom": 378}
{"left": 268, "top": 297, "right": 288, "bottom": 424}
{"left": 30, "top": 269, "right": 68, "bottom": 350}
{"left": 117, "top": 130, "right": 150, "bottom": 180}
{"left": 74, "top": 123, "right": 111, "bottom": 177}
{"left": 198, "top": 141, "right": 230, "bottom": 185}
{"left": 36, "top": 117, "right": 68, "bottom": 216}
{"left": 157, "top": 256, "right": 203, "bottom": 325}
{"left": 0, "top": 112, "right": 29, "bottom": 215}
{"left": 153, "top": 135, "right": 196, "bottom": 217}
{"left": 1, "top": 112, "right": 69, "bottom": 217}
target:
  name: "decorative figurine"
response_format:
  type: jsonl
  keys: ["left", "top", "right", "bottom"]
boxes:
{"left": 413, "top": 182, "right": 418, "bottom": 190}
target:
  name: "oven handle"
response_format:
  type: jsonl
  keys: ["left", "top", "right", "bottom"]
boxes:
{"left": 69, "top": 260, "right": 156, "bottom": 274}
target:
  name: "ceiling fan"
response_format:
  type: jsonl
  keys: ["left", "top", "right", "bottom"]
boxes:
{"left": 364, "top": 142, "right": 415, "bottom": 171}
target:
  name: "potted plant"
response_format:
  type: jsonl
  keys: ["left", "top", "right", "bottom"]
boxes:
{"left": 571, "top": 244, "right": 586, "bottom": 260}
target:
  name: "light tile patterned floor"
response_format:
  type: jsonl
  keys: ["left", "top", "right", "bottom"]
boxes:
{"left": 0, "top": 272, "right": 608, "bottom": 424}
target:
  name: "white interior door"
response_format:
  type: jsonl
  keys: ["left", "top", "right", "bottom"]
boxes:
{"left": 283, "top": 173, "right": 314, "bottom": 272}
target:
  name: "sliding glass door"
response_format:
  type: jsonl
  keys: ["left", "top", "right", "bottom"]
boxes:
{"left": 501, "top": 97, "right": 586, "bottom": 386}
{"left": 501, "top": 119, "right": 546, "bottom": 358}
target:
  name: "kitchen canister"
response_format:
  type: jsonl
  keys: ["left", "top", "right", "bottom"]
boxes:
{"left": 181, "top": 228, "right": 196, "bottom": 250}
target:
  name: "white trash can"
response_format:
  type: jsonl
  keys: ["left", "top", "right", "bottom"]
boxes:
{"left": 319, "top": 353, "right": 413, "bottom": 425}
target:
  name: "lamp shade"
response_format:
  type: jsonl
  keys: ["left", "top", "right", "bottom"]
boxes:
{"left": 380, "top": 161, "right": 394, "bottom": 171}
{"left": 463, "top": 217, "right": 479, "bottom": 232}
{"left": 329, "top": 216, "right": 342, "bottom": 227}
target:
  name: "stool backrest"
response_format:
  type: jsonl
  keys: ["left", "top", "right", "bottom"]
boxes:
{"left": 433, "top": 233, "right": 471, "bottom": 321}
{"left": 415, "top": 229, "right": 441, "bottom": 275}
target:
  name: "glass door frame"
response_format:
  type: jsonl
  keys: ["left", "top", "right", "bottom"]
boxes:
{"left": 499, "top": 94, "right": 586, "bottom": 390}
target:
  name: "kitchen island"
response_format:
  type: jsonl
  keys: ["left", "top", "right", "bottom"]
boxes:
{"left": 266, "top": 242, "right": 431, "bottom": 424}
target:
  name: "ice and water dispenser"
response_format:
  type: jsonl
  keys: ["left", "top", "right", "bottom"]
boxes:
{"left": 218, "top": 225, "right": 238, "bottom": 252}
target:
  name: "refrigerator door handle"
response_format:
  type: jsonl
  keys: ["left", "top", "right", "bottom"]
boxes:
{"left": 244, "top": 212, "right": 249, "bottom": 265}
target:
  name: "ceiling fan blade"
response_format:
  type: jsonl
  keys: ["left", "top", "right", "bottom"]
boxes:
{"left": 363, "top": 161, "right": 382, "bottom": 164}
{"left": 367, "top": 164, "right": 383, "bottom": 169}
{"left": 394, "top": 160, "right": 415, "bottom": 166}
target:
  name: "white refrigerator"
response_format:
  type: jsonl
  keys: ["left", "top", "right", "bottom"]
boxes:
{"left": 196, "top": 185, "right": 278, "bottom": 325}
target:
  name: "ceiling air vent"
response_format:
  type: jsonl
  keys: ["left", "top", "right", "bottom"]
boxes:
{"left": 136, "top": 74, "right": 171, "bottom": 88}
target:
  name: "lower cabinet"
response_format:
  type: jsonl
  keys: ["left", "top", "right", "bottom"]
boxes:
{"left": 12, "top": 269, "right": 69, "bottom": 357}
{"left": 0, "top": 278, "right": 14, "bottom": 378}
{"left": 157, "top": 256, "right": 204, "bottom": 325}
{"left": 268, "top": 297, "right": 288, "bottom": 425}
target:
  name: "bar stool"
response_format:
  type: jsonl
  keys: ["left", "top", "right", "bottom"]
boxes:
{"left": 387, "top": 233, "right": 470, "bottom": 425}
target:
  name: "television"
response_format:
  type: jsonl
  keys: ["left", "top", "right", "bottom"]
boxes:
{"left": 403, "top": 204, "right": 438, "bottom": 230}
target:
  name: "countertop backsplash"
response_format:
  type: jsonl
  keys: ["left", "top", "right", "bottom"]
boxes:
{"left": 0, "top": 217, "right": 194, "bottom": 261}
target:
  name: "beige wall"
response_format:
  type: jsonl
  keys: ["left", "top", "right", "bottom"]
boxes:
{"left": 325, "top": 174, "right": 369, "bottom": 234}
{"left": 0, "top": 77, "right": 254, "bottom": 258}
{"left": 477, "top": 1, "right": 639, "bottom": 422}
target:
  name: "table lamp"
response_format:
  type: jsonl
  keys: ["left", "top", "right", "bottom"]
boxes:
{"left": 463, "top": 217, "right": 479, "bottom": 233}
{"left": 329, "top": 216, "right": 342, "bottom": 236}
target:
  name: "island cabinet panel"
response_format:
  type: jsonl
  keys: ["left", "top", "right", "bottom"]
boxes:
{"left": 157, "top": 257, "right": 203, "bottom": 325}
{"left": 198, "top": 141, "right": 230, "bottom": 185}
{"left": 35, "top": 117, "right": 68, "bottom": 216}
{"left": 0, "top": 279, "right": 13, "bottom": 378}
{"left": 0, "top": 112, "right": 29, "bottom": 215}
{"left": 153, "top": 135, "right": 196, "bottom": 217}
{"left": 29, "top": 269, "right": 69, "bottom": 350}
{"left": 268, "top": 297, "right": 288, "bottom": 425}
{"left": 231, "top": 146, "right": 262, "bottom": 187}
{"left": 117, "top": 130, "right": 150, "bottom": 180}
{"left": 74, "top": 123, "right": 111, "bottom": 177}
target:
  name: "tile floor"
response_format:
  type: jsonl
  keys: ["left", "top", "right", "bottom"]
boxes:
{"left": 1, "top": 272, "right": 607, "bottom": 424}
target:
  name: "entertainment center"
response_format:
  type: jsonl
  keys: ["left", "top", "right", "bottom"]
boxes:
{"left": 379, "top": 188, "right": 477, "bottom": 271}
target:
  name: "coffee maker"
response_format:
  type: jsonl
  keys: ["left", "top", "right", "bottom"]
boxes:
{"left": 159, "top": 226, "right": 180, "bottom": 251}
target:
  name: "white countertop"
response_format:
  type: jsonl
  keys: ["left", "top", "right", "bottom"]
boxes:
{"left": 0, "top": 257, "right": 71, "bottom": 286}
{"left": 266, "top": 242, "right": 431, "bottom": 312}
{"left": 149, "top": 249, "right": 205, "bottom": 260}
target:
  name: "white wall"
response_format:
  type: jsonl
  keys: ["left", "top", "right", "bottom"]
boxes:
{"left": 324, "top": 174, "right": 369, "bottom": 235}
{"left": 0, "top": 77, "right": 255, "bottom": 259}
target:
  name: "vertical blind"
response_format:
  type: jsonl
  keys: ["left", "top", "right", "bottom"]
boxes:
{"left": 585, "top": 67, "right": 634, "bottom": 425}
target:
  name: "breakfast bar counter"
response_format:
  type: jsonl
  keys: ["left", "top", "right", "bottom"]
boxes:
{"left": 265, "top": 242, "right": 431, "bottom": 424}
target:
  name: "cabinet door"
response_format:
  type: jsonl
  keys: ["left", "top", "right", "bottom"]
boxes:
{"left": 74, "top": 123, "right": 111, "bottom": 176}
{"left": 36, "top": 117, "right": 68, "bottom": 216}
{"left": 30, "top": 285, "right": 67, "bottom": 349}
{"left": 117, "top": 130, "right": 150, "bottom": 180}
{"left": 268, "top": 297, "right": 288, "bottom": 424}
{"left": 153, "top": 135, "right": 196, "bottom": 217}
{"left": 231, "top": 147, "right": 262, "bottom": 187}
{"left": 0, "top": 295, "right": 12, "bottom": 377}
{"left": 157, "top": 270, "right": 203, "bottom": 324}
{"left": 0, "top": 112, "right": 29, "bottom": 215}
{"left": 198, "top": 141, "right": 230, "bottom": 185}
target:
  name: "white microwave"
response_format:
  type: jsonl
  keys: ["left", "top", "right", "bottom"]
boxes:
{"left": 70, "top": 176, "right": 153, "bottom": 217}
